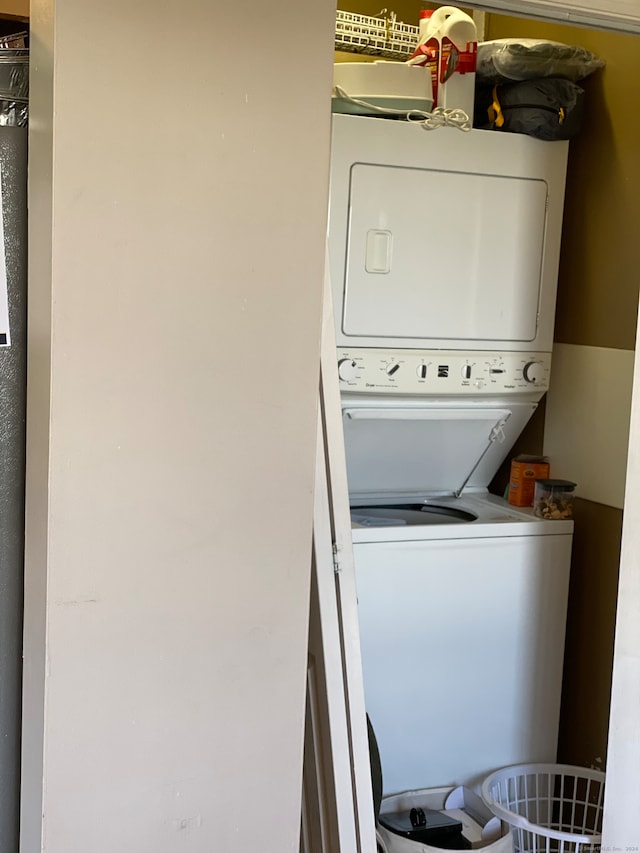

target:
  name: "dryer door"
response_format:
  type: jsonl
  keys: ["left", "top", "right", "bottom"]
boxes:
{"left": 343, "top": 163, "right": 547, "bottom": 344}
{"left": 328, "top": 117, "right": 569, "bottom": 353}
{"left": 342, "top": 399, "right": 537, "bottom": 499}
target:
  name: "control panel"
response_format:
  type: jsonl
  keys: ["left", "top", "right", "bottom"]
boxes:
{"left": 336, "top": 349, "right": 552, "bottom": 395}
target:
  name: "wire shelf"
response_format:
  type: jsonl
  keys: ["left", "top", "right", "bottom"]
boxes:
{"left": 335, "top": 10, "right": 418, "bottom": 61}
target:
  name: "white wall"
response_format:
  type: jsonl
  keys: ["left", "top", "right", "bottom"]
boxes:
{"left": 22, "top": 1, "right": 335, "bottom": 850}
{"left": 603, "top": 312, "right": 640, "bottom": 844}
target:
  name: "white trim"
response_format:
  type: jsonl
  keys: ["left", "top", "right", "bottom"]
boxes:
{"left": 602, "top": 313, "right": 640, "bottom": 846}
{"left": 319, "top": 253, "right": 378, "bottom": 852}
{"left": 464, "top": 0, "right": 640, "bottom": 33}
{"left": 308, "top": 415, "right": 361, "bottom": 852}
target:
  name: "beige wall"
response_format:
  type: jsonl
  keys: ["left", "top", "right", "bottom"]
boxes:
{"left": 0, "top": 1, "right": 27, "bottom": 20}
{"left": 22, "top": 1, "right": 334, "bottom": 850}
{"left": 487, "top": 13, "right": 639, "bottom": 771}
{"left": 486, "top": 16, "right": 640, "bottom": 351}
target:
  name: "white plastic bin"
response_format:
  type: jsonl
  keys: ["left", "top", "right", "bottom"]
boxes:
{"left": 481, "top": 764, "right": 605, "bottom": 853}
{"left": 378, "top": 786, "right": 513, "bottom": 853}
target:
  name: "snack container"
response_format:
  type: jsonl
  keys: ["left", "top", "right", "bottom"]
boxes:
{"left": 508, "top": 455, "right": 550, "bottom": 506}
{"left": 533, "top": 479, "right": 576, "bottom": 519}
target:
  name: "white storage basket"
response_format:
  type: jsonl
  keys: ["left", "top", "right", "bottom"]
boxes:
{"left": 481, "top": 764, "right": 605, "bottom": 853}
{"left": 379, "top": 786, "right": 513, "bottom": 853}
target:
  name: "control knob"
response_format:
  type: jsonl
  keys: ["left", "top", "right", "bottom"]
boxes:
{"left": 523, "top": 361, "right": 544, "bottom": 384}
{"left": 337, "top": 358, "right": 358, "bottom": 382}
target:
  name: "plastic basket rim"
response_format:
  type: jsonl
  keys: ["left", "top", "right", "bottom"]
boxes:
{"left": 481, "top": 763, "right": 605, "bottom": 845}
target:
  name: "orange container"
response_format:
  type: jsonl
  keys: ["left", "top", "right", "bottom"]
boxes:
{"left": 508, "top": 455, "right": 550, "bottom": 507}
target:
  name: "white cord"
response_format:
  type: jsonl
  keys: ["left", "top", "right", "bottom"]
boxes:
{"left": 332, "top": 86, "right": 472, "bottom": 132}
{"left": 408, "top": 107, "right": 471, "bottom": 132}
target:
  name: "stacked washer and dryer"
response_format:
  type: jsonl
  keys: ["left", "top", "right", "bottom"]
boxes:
{"left": 328, "top": 114, "right": 573, "bottom": 795}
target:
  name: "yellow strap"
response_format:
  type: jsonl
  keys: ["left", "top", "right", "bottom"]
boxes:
{"left": 488, "top": 85, "right": 505, "bottom": 129}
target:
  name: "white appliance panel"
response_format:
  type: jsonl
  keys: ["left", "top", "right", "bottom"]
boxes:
{"left": 344, "top": 164, "right": 547, "bottom": 342}
{"left": 329, "top": 115, "right": 569, "bottom": 353}
{"left": 354, "top": 531, "right": 572, "bottom": 793}
{"left": 343, "top": 398, "right": 537, "bottom": 497}
{"left": 344, "top": 406, "right": 509, "bottom": 496}
{"left": 337, "top": 349, "right": 551, "bottom": 394}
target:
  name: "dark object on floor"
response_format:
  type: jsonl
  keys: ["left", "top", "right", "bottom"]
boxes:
{"left": 379, "top": 807, "right": 468, "bottom": 848}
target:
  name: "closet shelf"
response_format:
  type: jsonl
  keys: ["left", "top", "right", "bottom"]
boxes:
{"left": 335, "top": 10, "right": 418, "bottom": 61}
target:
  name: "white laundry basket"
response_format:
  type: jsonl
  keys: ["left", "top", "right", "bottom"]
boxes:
{"left": 481, "top": 764, "right": 605, "bottom": 853}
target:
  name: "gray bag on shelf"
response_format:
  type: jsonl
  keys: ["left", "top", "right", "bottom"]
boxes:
{"left": 475, "top": 77, "right": 585, "bottom": 141}
{"left": 477, "top": 38, "right": 604, "bottom": 83}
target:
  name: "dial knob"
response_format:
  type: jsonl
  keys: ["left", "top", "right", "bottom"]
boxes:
{"left": 386, "top": 362, "right": 400, "bottom": 377}
{"left": 523, "top": 361, "right": 544, "bottom": 384}
{"left": 417, "top": 364, "right": 428, "bottom": 380}
{"left": 337, "top": 358, "right": 358, "bottom": 382}
{"left": 461, "top": 364, "right": 472, "bottom": 380}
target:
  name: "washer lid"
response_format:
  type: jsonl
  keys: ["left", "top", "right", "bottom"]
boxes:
{"left": 342, "top": 400, "right": 537, "bottom": 498}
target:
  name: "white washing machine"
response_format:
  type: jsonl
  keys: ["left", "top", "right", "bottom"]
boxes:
{"left": 342, "top": 381, "right": 573, "bottom": 795}
{"left": 351, "top": 493, "right": 572, "bottom": 795}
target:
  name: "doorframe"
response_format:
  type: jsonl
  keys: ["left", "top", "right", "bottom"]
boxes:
{"left": 325, "top": 0, "right": 639, "bottom": 843}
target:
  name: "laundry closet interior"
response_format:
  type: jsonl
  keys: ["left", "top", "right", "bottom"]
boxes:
{"left": 321, "top": 0, "right": 638, "bottom": 814}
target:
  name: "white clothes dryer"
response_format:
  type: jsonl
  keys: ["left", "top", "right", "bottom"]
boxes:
{"left": 328, "top": 114, "right": 569, "bottom": 355}
{"left": 342, "top": 386, "right": 572, "bottom": 795}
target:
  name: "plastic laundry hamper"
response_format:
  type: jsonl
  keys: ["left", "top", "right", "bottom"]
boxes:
{"left": 481, "top": 764, "right": 605, "bottom": 853}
